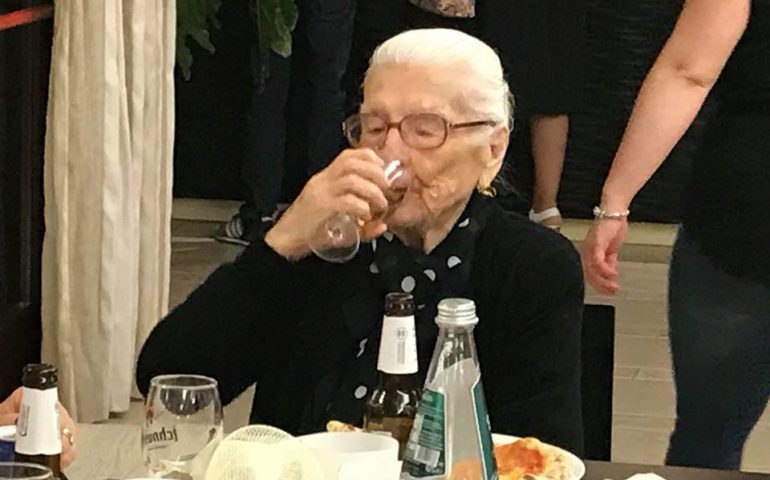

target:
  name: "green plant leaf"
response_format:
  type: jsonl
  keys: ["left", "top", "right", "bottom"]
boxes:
{"left": 176, "top": 0, "right": 298, "bottom": 81}
{"left": 176, "top": 0, "right": 222, "bottom": 79}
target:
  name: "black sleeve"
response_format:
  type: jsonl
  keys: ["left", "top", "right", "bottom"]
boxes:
{"left": 482, "top": 243, "right": 585, "bottom": 455}
{"left": 136, "top": 240, "right": 313, "bottom": 405}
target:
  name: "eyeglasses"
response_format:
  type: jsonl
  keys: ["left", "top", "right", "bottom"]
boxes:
{"left": 343, "top": 112, "right": 498, "bottom": 150}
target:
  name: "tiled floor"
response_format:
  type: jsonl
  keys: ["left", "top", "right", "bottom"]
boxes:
{"left": 587, "top": 263, "right": 770, "bottom": 473}
{"left": 112, "top": 221, "right": 770, "bottom": 473}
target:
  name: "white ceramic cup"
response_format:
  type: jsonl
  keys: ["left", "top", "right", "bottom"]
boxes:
{"left": 299, "top": 432, "right": 400, "bottom": 480}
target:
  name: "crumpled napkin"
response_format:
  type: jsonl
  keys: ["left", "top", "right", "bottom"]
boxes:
{"left": 626, "top": 474, "right": 667, "bottom": 480}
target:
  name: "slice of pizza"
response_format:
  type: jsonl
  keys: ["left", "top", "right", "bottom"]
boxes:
{"left": 494, "top": 437, "right": 548, "bottom": 480}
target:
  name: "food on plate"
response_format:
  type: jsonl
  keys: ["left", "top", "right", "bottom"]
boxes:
{"left": 494, "top": 437, "right": 572, "bottom": 480}
{"left": 325, "top": 420, "right": 362, "bottom": 433}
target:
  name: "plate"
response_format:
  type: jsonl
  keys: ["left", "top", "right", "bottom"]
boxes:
{"left": 492, "top": 434, "right": 586, "bottom": 480}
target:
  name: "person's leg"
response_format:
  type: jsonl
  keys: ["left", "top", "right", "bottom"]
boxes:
{"left": 300, "top": 0, "right": 355, "bottom": 177}
{"left": 666, "top": 228, "right": 770, "bottom": 469}
{"left": 225, "top": 50, "right": 293, "bottom": 244}
{"left": 530, "top": 113, "right": 568, "bottom": 229}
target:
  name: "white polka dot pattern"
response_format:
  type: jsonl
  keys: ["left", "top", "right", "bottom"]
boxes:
{"left": 401, "top": 275, "right": 416, "bottom": 292}
{"left": 354, "top": 385, "right": 368, "bottom": 399}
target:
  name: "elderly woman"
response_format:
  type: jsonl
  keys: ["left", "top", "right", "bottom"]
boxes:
{"left": 137, "top": 29, "right": 584, "bottom": 453}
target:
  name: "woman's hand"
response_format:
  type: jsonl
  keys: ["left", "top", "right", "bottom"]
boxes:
{"left": 581, "top": 219, "right": 628, "bottom": 294}
{"left": 0, "top": 388, "right": 78, "bottom": 469}
{"left": 266, "top": 148, "right": 391, "bottom": 259}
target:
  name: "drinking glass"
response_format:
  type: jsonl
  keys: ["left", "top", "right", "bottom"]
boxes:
{"left": 142, "top": 375, "right": 224, "bottom": 479}
{"left": 0, "top": 462, "right": 53, "bottom": 480}
{"left": 309, "top": 159, "right": 411, "bottom": 263}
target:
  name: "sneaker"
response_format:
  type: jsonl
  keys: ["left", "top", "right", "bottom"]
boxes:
{"left": 529, "top": 207, "right": 563, "bottom": 232}
{"left": 215, "top": 213, "right": 275, "bottom": 246}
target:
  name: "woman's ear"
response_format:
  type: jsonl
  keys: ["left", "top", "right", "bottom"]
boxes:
{"left": 488, "top": 125, "right": 510, "bottom": 166}
{"left": 478, "top": 126, "right": 509, "bottom": 189}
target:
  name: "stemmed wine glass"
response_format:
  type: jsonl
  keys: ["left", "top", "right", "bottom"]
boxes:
{"left": 308, "top": 159, "right": 411, "bottom": 263}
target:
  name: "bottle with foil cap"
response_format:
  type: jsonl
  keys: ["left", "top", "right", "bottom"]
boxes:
{"left": 364, "top": 292, "right": 422, "bottom": 459}
{"left": 401, "top": 298, "right": 498, "bottom": 480}
{"left": 14, "top": 363, "right": 68, "bottom": 480}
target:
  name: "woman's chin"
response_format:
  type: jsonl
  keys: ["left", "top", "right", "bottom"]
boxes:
{"left": 386, "top": 202, "right": 426, "bottom": 229}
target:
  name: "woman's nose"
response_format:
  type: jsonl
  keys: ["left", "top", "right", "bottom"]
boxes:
{"left": 380, "top": 126, "right": 410, "bottom": 163}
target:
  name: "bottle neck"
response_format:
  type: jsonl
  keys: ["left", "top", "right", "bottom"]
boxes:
{"left": 380, "top": 370, "right": 422, "bottom": 389}
{"left": 433, "top": 325, "right": 479, "bottom": 368}
{"left": 378, "top": 314, "right": 419, "bottom": 375}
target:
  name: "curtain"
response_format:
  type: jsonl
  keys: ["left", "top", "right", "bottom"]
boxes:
{"left": 41, "top": 0, "right": 175, "bottom": 422}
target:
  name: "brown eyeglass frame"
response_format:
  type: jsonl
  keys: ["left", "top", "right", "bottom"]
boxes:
{"left": 343, "top": 112, "right": 498, "bottom": 149}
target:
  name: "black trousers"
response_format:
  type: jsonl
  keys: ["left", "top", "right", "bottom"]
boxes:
{"left": 241, "top": 0, "right": 355, "bottom": 221}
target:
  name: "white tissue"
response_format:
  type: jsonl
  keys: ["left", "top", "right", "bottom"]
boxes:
{"left": 626, "top": 474, "right": 667, "bottom": 480}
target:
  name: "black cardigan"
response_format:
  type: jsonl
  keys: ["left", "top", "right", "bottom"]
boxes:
{"left": 137, "top": 204, "right": 585, "bottom": 454}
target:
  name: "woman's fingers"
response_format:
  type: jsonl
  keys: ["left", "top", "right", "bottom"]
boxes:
{"left": 335, "top": 194, "right": 374, "bottom": 220}
{"left": 336, "top": 174, "right": 388, "bottom": 214}
{"left": 58, "top": 404, "right": 77, "bottom": 468}
{"left": 335, "top": 151, "right": 390, "bottom": 193}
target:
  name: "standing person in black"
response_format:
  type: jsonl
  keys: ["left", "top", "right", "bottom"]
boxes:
{"left": 219, "top": 0, "right": 355, "bottom": 245}
{"left": 139, "top": 29, "right": 585, "bottom": 454}
{"left": 584, "top": 0, "right": 770, "bottom": 470}
{"left": 480, "top": 0, "right": 586, "bottom": 230}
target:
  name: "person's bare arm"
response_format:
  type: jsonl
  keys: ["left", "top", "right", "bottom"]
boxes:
{"left": 583, "top": 0, "right": 750, "bottom": 294}
{"left": 600, "top": 0, "right": 750, "bottom": 211}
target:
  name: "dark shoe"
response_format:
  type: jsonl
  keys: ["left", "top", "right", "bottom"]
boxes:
{"left": 215, "top": 213, "right": 275, "bottom": 246}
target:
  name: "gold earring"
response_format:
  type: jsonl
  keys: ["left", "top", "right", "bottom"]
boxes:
{"left": 477, "top": 184, "right": 497, "bottom": 197}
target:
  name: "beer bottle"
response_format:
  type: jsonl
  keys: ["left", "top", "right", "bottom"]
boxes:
{"left": 364, "top": 292, "right": 422, "bottom": 459}
{"left": 15, "top": 364, "right": 68, "bottom": 480}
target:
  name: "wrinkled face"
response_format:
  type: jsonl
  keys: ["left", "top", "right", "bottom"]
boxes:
{"left": 361, "top": 63, "right": 508, "bottom": 230}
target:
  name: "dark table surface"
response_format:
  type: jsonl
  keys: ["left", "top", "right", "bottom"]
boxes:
{"left": 586, "top": 461, "right": 770, "bottom": 479}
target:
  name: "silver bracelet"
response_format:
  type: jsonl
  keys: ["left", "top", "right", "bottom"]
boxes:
{"left": 593, "top": 206, "right": 630, "bottom": 220}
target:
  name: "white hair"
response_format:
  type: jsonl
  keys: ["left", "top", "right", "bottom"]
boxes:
{"left": 369, "top": 28, "right": 514, "bottom": 129}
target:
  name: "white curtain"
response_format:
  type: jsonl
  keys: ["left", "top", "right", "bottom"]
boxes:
{"left": 41, "top": 0, "right": 175, "bottom": 422}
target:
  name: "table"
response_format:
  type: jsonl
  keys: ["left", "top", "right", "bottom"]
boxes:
{"left": 67, "top": 424, "right": 770, "bottom": 480}
{"left": 585, "top": 461, "right": 770, "bottom": 480}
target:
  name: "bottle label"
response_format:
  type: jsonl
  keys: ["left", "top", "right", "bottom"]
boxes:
{"left": 15, "top": 387, "right": 62, "bottom": 456}
{"left": 401, "top": 389, "right": 446, "bottom": 479}
{"left": 378, "top": 315, "right": 418, "bottom": 375}
{"left": 472, "top": 379, "right": 498, "bottom": 480}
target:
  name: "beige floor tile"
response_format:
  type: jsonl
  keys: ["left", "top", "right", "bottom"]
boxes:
{"left": 634, "top": 367, "right": 673, "bottom": 382}
{"left": 744, "top": 424, "right": 770, "bottom": 473}
{"left": 614, "top": 299, "right": 670, "bottom": 337}
{"left": 758, "top": 405, "right": 770, "bottom": 427}
{"left": 615, "top": 367, "right": 639, "bottom": 380}
{"left": 612, "top": 426, "right": 670, "bottom": 465}
{"left": 614, "top": 378, "right": 676, "bottom": 419}
{"left": 613, "top": 414, "right": 674, "bottom": 432}
{"left": 616, "top": 334, "right": 672, "bottom": 370}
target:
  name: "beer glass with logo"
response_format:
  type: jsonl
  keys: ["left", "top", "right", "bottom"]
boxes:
{"left": 0, "top": 462, "right": 53, "bottom": 480}
{"left": 142, "top": 375, "right": 223, "bottom": 478}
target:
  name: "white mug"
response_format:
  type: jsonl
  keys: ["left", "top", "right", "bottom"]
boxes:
{"left": 299, "top": 432, "right": 400, "bottom": 480}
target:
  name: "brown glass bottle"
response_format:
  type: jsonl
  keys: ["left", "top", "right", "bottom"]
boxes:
{"left": 364, "top": 293, "right": 422, "bottom": 459}
{"left": 15, "top": 364, "right": 68, "bottom": 480}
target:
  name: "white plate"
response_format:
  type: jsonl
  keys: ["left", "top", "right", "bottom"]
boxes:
{"left": 492, "top": 434, "right": 586, "bottom": 480}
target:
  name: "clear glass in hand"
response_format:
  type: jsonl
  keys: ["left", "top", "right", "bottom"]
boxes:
{"left": 142, "top": 375, "right": 224, "bottom": 479}
{"left": 309, "top": 159, "right": 411, "bottom": 263}
{"left": 0, "top": 462, "right": 53, "bottom": 480}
